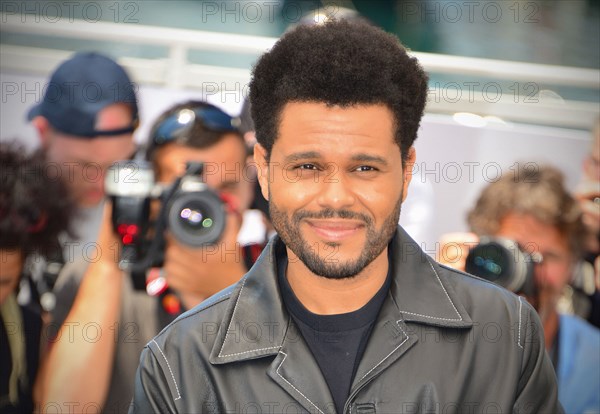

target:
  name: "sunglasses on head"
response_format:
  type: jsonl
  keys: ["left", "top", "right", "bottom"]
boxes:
{"left": 151, "top": 106, "right": 239, "bottom": 146}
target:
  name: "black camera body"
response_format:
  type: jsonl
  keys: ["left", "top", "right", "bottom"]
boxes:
{"left": 465, "top": 237, "right": 541, "bottom": 297}
{"left": 105, "top": 160, "right": 226, "bottom": 289}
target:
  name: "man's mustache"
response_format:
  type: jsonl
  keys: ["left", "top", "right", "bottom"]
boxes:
{"left": 292, "top": 208, "right": 372, "bottom": 225}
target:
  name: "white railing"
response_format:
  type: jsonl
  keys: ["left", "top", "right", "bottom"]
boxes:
{"left": 1, "top": 13, "right": 598, "bottom": 129}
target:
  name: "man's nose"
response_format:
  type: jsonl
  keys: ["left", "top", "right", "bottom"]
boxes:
{"left": 316, "top": 166, "right": 355, "bottom": 210}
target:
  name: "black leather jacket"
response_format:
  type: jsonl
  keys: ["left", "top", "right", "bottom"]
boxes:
{"left": 130, "top": 227, "right": 563, "bottom": 414}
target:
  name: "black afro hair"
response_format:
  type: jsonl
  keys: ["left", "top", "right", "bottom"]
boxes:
{"left": 249, "top": 19, "right": 428, "bottom": 163}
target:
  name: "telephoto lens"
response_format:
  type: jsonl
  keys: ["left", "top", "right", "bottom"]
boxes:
{"left": 465, "top": 237, "right": 540, "bottom": 297}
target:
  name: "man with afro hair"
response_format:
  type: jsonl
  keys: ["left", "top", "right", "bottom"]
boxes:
{"left": 131, "top": 20, "right": 562, "bottom": 413}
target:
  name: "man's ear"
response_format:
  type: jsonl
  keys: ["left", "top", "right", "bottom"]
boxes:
{"left": 402, "top": 146, "right": 416, "bottom": 203}
{"left": 31, "top": 116, "right": 52, "bottom": 148}
{"left": 253, "top": 143, "right": 270, "bottom": 201}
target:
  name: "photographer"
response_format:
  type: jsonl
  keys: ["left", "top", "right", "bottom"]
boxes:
{"left": 439, "top": 164, "right": 600, "bottom": 413}
{"left": 28, "top": 52, "right": 138, "bottom": 267}
{"left": 0, "top": 143, "right": 73, "bottom": 413}
{"left": 23, "top": 52, "right": 138, "bottom": 331}
{"left": 38, "top": 101, "right": 260, "bottom": 412}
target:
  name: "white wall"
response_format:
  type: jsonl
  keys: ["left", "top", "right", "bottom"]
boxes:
{"left": 409, "top": 115, "right": 588, "bottom": 251}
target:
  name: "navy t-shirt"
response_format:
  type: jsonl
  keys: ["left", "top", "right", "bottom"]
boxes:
{"left": 277, "top": 245, "right": 392, "bottom": 413}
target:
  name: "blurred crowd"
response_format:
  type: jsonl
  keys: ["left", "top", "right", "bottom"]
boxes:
{"left": 1, "top": 52, "right": 273, "bottom": 412}
{"left": 1, "top": 21, "right": 599, "bottom": 414}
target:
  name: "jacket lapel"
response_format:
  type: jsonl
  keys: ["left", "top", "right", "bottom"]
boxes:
{"left": 350, "top": 228, "right": 473, "bottom": 396}
{"left": 209, "top": 240, "right": 285, "bottom": 364}
{"left": 209, "top": 238, "right": 336, "bottom": 412}
{"left": 391, "top": 228, "right": 473, "bottom": 328}
{"left": 350, "top": 295, "right": 419, "bottom": 393}
{"left": 267, "top": 321, "right": 337, "bottom": 414}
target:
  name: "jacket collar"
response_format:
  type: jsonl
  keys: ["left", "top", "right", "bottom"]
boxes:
{"left": 389, "top": 227, "right": 473, "bottom": 328}
{"left": 209, "top": 226, "right": 473, "bottom": 366}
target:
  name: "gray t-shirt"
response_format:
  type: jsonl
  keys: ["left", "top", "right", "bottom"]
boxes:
{"left": 61, "top": 202, "right": 104, "bottom": 266}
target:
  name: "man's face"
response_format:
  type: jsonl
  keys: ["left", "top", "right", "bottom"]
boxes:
{"left": 153, "top": 132, "right": 251, "bottom": 212}
{"left": 0, "top": 250, "right": 23, "bottom": 306}
{"left": 496, "top": 212, "right": 574, "bottom": 313}
{"left": 44, "top": 103, "right": 136, "bottom": 208}
{"left": 256, "top": 102, "right": 413, "bottom": 279}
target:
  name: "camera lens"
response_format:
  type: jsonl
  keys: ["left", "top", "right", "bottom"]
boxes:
{"left": 468, "top": 243, "right": 509, "bottom": 283}
{"left": 465, "top": 237, "right": 534, "bottom": 295}
{"left": 178, "top": 204, "right": 214, "bottom": 234}
{"left": 167, "top": 190, "right": 226, "bottom": 247}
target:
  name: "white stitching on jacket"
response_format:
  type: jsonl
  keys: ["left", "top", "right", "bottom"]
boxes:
{"left": 398, "top": 310, "right": 461, "bottom": 322}
{"left": 398, "top": 258, "right": 463, "bottom": 321}
{"left": 219, "top": 345, "right": 281, "bottom": 358}
{"left": 152, "top": 339, "right": 182, "bottom": 401}
{"left": 276, "top": 351, "right": 325, "bottom": 414}
{"left": 218, "top": 277, "right": 248, "bottom": 357}
{"left": 517, "top": 297, "right": 524, "bottom": 349}
{"left": 359, "top": 320, "right": 409, "bottom": 382}
{"left": 198, "top": 291, "right": 232, "bottom": 312}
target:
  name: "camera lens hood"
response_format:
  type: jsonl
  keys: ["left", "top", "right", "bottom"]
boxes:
{"left": 465, "top": 237, "right": 533, "bottom": 294}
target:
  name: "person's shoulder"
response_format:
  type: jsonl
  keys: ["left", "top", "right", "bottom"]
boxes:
{"left": 131, "top": 282, "right": 243, "bottom": 411}
{"left": 438, "top": 261, "right": 519, "bottom": 297}
{"left": 557, "top": 312, "right": 600, "bottom": 406}
{"left": 146, "top": 238, "right": 281, "bottom": 359}
{"left": 436, "top": 261, "right": 531, "bottom": 320}
{"left": 149, "top": 280, "right": 239, "bottom": 351}
{"left": 560, "top": 313, "right": 600, "bottom": 342}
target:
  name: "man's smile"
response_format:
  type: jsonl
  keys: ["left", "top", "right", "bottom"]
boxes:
{"left": 304, "top": 219, "right": 365, "bottom": 242}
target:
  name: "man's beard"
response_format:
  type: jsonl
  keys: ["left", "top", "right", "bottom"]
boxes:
{"left": 269, "top": 192, "right": 402, "bottom": 280}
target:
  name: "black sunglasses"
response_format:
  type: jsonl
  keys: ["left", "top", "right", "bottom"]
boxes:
{"left": 151, "top": 106, "right": 239, "bottom": 146}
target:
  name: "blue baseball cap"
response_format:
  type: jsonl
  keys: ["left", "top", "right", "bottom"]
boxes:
{"left": 28, "top": 52, "right": 139, "bottom": 138}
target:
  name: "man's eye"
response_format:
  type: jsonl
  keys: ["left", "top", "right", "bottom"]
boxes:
{"left": 297, "top": 164, "right": 317, "bottom": 170}
{"left": 355, "top": 166, "right": 376, "bottom": 172}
